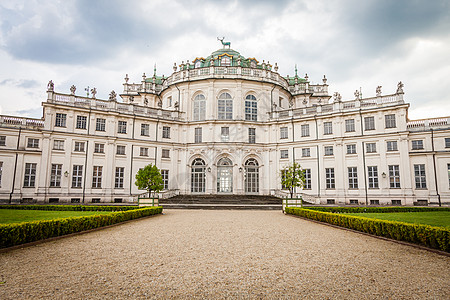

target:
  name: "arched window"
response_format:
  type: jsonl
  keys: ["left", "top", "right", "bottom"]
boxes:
{"left": 195, "top": 60, "right": 202, "bottom": 68}
{"left": 245, "top": 158, "right": 259, "bottom": 193}
{"left": 193, "top": 94, "right": 206, "bottom": 121}
{"left": 218, "top": 92, "right": 233, "bottom": 120}
{"left": 245, "top": 94, "right": 257, "bottom": 121}
{"left": 217, "top": 157, "right": 233, "bottom": 193}
{"left": 191, "top": 158, "right": 206, "bottom": 193}
{"left": 221, "top": 56, "right": 231, "bottom": 66}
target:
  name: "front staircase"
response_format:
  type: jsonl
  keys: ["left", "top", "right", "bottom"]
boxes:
{"left": 159, "top": 194, "right": 282, "bottom": 210}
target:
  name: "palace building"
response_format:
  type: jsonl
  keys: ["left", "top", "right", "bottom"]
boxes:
{"left": 0, "top": 43, "right": 449, "bottom": 205}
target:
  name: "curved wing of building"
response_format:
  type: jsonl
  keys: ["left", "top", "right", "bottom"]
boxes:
{"left": 0, "top": 45, "right": 449, "bottom": 205}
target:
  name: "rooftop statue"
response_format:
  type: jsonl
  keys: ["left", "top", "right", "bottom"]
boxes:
{"left": 397, "top": 81, "right": 404, "bottom": 94}
{"left": 376, "top": 86, "right": 382, "bottom": 97}
{"left": 217, "top": 37, "right": 231, "bottom": 49}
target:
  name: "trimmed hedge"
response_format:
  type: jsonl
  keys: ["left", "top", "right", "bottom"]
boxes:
{"left": 285, "top": 207, "right": 450, "bottom": 252}
{"left": 303, "top": 206, "right": 450, "bottom": 213}
{"left": 0, "top": 205, "right": 138, "bottom": 211}
{"left": 0, "top": 206, "right": 162, "bottom": 248}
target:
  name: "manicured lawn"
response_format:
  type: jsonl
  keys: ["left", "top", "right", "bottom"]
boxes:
{"left": 346, "top": 211, "right": 450, "bottom": 228}
{"left": 0, "top": 209, "right": 113, "bottom": 224}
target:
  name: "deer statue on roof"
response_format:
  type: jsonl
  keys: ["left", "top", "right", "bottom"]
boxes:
{"left": 217, "top": 37, "right": 231, "bottom": 49}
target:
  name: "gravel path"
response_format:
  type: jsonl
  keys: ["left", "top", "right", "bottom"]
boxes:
{"left": 1, "top": 210, "right": 449, "bottom": 299}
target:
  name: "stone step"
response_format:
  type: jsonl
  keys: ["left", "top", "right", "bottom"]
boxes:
{"left": 160, "top": 195, "right": 282, "bottom": 210}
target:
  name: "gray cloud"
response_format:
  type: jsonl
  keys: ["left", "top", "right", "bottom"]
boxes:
{"left": 0, "top": 78, "right": 40, "bottom": 88}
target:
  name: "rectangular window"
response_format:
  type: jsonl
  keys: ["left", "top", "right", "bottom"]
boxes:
{"left": 72, "top": 165, "right": 83, "bottom": 188}
{"left": 55, "top": 113, "right": 67, "bottom": 127}
{"left": 368, "top": 166, "right": 379, "bottom": 189}
{"left": 347, "top": 144, "right": 356, "bottom": 154}
{"left": 302, "top": 148, "right": 310, "bottom": 157}
{"left": 304, "top": 169, "right": 311, "bottom": 189}
{"left": 141, "top": 124, "right": 150, "bottom": 136}
{"left": 387, "top": 141, "right": 398, "bottom": 151}
{"left": 161, "top": 169, "right": 169, "bottom": 190}
{"left": 221, "top": 127, "right": 229, "bottom": 142}
{"left": 27, "top": 138, "right": 39, "bottom": 148}
{"left": 348, "top": 167, "right": 358, "bottom": 189}
{"left": 445, "top": 138, "right": 450, "bottom": 148}
{"left": 448, "top": 164, "right": 450, "bottom": 188}
{"left": 389, "top": 165, "right": 401, "bottom": 188}
{"left": 248, "top": 128, "right": 256, "bottom": 144}
{"left": 370, "top": 200, "right": 380, "bottom": 205}
{"left": 96, "top": 118, "right": 106, "bottom": 131}
{"left": 94, "top": 143, "right": 104, "bottom": 153}
{"left": 301, "top": 124, "right": 310, "bottom": 137}
{"left": 385, "top": 114, "right": 396, "bottom": 128}
{"left": 414, "top": 164, "right": 427, "bottom": 189}
{"left": 280, "top": 127, "right": 288, "bottom": 139}
{"left": 364, "top": 116, "right": 375, "bottom": 131}
{"left": 326, "top": 168, "right": 335, "bottom": 189}
{"left": 140, "top": 147, "right": 149, "bottom": 157}
{"left": 74, "top": 142, "right": 85, "bottom": 152}
{"left": 92, "top": 166, "right": 103, "bottom": 188}
{"left": 280, "top": 149, "right": 289, "bottom": 159}
{"left": 366, "top": 143, "right": 377, "bottom": 153}
{"left": 115, "top": 167, "right": 124, "bottom": 189}
{"left": 50, "top": 164, "right": 62, "bottom": 187}
{"left": 0, "top": 136, "right": 6, "bottom": 146}
{"left": 162, "top": 149, "right": 170, "bottom": 158}
{"left": 195, "top": 127, "right": 202, "bottom": 143}
{"left": 0, "top": 161, "right": 2, "bottom": 187}
{"left": 323, "top": 122, "right": 332, "bottom": 135}
{"left": 345, "top": 119, "right": 355, "bottom": 132}
{"left": 23, "top": 163, "right": 37, "bottom": 187}
{"left": 162, "top": 126, "right": 170, "bottom": 139}
{"left": 324, "top": 146, "right": 333, "bottom": 156}
{"left": 76, "top": 116, "right": 87, "bottom": 129}
{"left": 412, "top": 140, "right": 424, "bottom": 150}
{"left": 53, "top": 140, "right": 64, "bottom": 150}
{"left": 118, "top": 121, "right": 127, "bottom": 134}
{"left": 116, "top": 145, "right": 126, "bottom": 155}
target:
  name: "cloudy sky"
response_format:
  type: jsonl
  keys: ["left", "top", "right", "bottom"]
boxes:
{"left": 0, "top": 0, "right": 449, "bottom": 120}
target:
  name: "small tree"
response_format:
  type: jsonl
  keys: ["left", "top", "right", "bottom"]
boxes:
{"left": 135, "top": 164, "right": 164, "bottom": 198}
{"left": 280, "top": 162, "right": 305, "bottom": 199}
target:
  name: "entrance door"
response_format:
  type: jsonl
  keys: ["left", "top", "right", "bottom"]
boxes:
{"left": 217, "top": 158, "right": 233, "bottom": 193}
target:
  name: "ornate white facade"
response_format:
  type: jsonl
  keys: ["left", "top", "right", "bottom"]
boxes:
{"left": 0, "top": 45, "right": 449, "bottom": 205}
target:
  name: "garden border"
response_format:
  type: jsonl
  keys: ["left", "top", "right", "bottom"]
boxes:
{"left": 285, "top": 207, "right": 450, "bottom": 252}
{"left": 0, "top": 206, "right": 163, "bottom": 249}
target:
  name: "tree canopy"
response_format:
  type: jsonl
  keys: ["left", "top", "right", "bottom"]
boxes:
{"left": 280, "top": 162, "right": 305, "bottom": 198}
{"left": 135, "top": 164, "right": 163, "bottom": 197}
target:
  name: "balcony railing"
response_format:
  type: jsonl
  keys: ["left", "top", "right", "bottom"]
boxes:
{"left": 0, "top": 115, "right": 44, "bottom": 129}
{"left": 48, "top": 93, "right": 180, "bottom": 120}
{"left": 407, "top": 117, "right": 450, "bottom": 131}
{"left": 270, "top": 93, "right": 405, "bottom": 120}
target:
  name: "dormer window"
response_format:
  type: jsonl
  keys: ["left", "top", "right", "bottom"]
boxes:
{"left": 221, "top": 56, "right": 231, "bottom": 66}
{"left": 195, "top": 60, "right": 202, "bottom": 68}
{"left": 250, "top": 61, "right": 256, "bottom": 68}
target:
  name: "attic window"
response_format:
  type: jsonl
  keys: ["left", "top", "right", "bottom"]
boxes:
{"left": 250, "top": 60, "right": 256, "bottom": 68}
{"left": 221, "top": 56, "right": 231, "bottom": 66}
{"left": 195, "top": 60, "right": 202, "bottom": 68}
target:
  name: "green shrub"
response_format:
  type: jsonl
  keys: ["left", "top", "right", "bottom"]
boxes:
{"left": 0, "top": 205, "right": 138, "bottom": 212}
{"left": 285, "top": 207, "right": 450, "bottom": 252}
{"left": 303, "top": 206, "right": 450, "bottom": 213}
{"left": 0, "top": 206, "right": 162, "bottom": 248}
